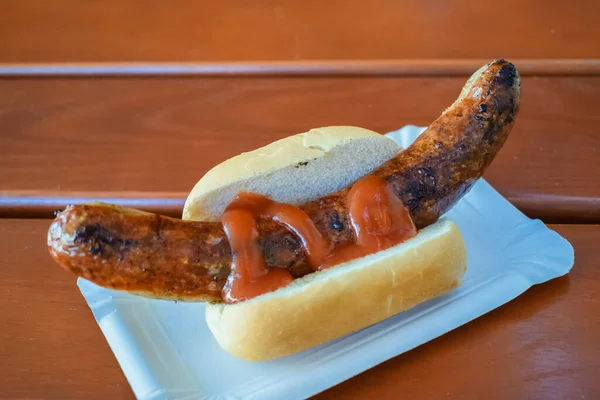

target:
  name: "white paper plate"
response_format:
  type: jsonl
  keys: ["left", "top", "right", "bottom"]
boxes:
{"left": 78, "top": 125, "right": 574, "bottom": 400}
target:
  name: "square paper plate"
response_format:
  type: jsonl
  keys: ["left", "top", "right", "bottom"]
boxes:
{"left": 78, "top": 125, "right": 574, "bottom": 400}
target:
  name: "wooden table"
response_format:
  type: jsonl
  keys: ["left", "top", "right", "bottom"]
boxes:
{"left": 1, "top": 1, "right": 599, "bottom": 398}
{"left": 2, "top": 222, "right": 598, "bottom": 399}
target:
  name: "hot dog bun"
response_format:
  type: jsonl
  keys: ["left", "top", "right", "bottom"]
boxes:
{"left": 183, "top": 126, "right": 467, "bottom": 362}
{"left": 206, "top": 219, "right": 465, "bottom": 362}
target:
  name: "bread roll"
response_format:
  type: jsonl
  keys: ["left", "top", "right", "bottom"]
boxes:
{"left": 183, "top": 125, "right": 467, "bottom": 362}
{"left": 206, "top": 219, "right": 466, "bottom": 362}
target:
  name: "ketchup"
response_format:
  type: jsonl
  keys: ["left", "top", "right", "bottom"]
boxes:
{"left": 221, "top": 176, "right": 417, "bottom": 303}
{"left": 220, "top": 193, "right": 326, "bottom": 303}
{"left": 321, "top": 175, "right": 417, "bottom": 269}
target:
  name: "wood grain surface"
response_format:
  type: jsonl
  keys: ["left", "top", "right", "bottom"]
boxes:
{"left": 1, "top": 76, "right": 599, "bottom": 221}
{"left": 2, "top": 0, "right": 600, "bottom": 62}
{"left": 2, "top": 1, "right": 598, "bottom": 398}
{"left": 0, "top": 219, "right": 131, "bottom": 399}
{"left": 1, "top": 220, "right": 596, "bottom": 399}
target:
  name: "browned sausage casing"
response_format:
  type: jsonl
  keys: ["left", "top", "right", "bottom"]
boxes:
{"left": 48, "top": 59, "right": 521, "bottom": 303}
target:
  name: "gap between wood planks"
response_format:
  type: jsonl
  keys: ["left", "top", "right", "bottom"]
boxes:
{"left": 1, "top": 190, "right": 599, "bottom": 224}
{"left": 0, "top": 59, "right": 599, "bottom": 78}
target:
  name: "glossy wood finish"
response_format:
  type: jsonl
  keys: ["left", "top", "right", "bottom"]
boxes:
{"left": 0, "top": 219, "right": 132, "bottom": 399}
{"left": 2, "top": 2, "right": 599, "bottom": 396}
{"left": 1, "top": 76, "right": 599, "bottom": 221}
{"left": 2, "top": 0, "right": 600, "bottom": 62}
{"left": 1, "top": 220, "right": 596, "bottom": 399}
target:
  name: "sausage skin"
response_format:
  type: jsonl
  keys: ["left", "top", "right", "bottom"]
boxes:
{"left": 48, "top": 59, "right": 521, "bottom": 303}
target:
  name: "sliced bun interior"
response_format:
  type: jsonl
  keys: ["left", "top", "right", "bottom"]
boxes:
{"left": 183, "top": 126, "right": 401, "bottom": 221}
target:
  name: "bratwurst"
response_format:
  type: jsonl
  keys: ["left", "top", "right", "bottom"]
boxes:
{"left": 48, "top": 59, "right": 520, "bottom": 303}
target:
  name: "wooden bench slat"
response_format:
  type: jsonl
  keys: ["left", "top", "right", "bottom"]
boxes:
{"left": 1, "top": 76, "right": 598, "bottom": 221}
{"left": 2, "top": 0, "right": 600, "bottom": 62}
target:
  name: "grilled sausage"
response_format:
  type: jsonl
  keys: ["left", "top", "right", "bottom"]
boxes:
{"left": 48, "top": 59, "right": 520, "bottom": 303}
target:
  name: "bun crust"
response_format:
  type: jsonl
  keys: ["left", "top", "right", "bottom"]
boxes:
{"left": 205, "top": 218, "right": 466, "bottom": 362}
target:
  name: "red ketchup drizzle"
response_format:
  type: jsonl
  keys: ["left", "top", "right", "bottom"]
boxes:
{"left": 320, "top": 175, "right": 417, "bottom": 269}
{"left": 221, "top": 176, "right": 417, "bottom": 303}
{"left": 220, "top": 193, "right": 327, "bottom": 303}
